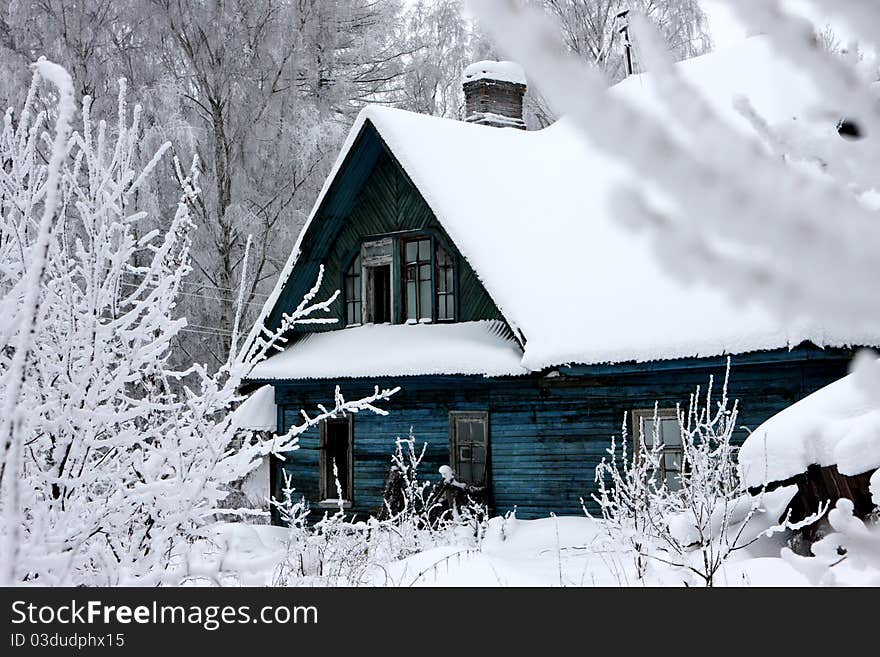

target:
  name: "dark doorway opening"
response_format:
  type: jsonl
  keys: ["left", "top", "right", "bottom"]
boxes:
{"left": 367, "top": 265, "right": 391, "bottom": 324}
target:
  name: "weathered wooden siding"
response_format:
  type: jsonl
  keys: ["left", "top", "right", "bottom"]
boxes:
{"left": 264, "top": 123, "right": 502, "bottom": 338}
{"left": 270, "top": 346, "right": 855, "bottom": 521}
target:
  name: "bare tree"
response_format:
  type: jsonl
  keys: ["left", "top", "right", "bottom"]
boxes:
{"left": 541, "top": 0, "right": 711, "bottom": 82}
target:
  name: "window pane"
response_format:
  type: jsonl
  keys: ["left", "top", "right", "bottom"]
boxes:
{"left": 406, "top": 281, "right": 417, "bottom": 320}
{"left": 418, "top": 239, "right": 430, "bottom": 261}
{"left": 419, "top": 264, "right": 431, "bottom": 281}
{"left": 419, "top": 279, "right": 432, "bottom": 319}
{"left": 659, "top": 418, "right": 680, "bottom": 446}
{"left": 437, "top": 247, "right": 451, "bottom": 266}
{"left": 406, "top": 241, "right": 418, "bottom": 263}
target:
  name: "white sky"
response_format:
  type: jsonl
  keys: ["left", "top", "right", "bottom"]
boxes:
{"left": 701, "top": 1, "right": 748, "bottom": 48}
{"left": 702, "top": 0, "right": 849, "bottom": 49}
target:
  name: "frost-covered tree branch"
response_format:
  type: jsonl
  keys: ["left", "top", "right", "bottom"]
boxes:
{"left": 0, "top": 63, "right": 397, "bottom": 586}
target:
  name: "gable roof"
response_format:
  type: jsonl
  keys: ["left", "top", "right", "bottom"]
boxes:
{"left": 242, "top": 37, "right": 879, "bottom": 378}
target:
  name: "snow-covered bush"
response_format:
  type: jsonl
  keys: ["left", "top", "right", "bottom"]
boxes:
{"left": 260, "top": 434, "right": 487, "bottom": 586}
{"left": 0, "top": 61, "right": 397, "bottom": 586}
{"left": 593, "top": 364, "right": 806, "bottom": 586}
{"left": 591, "top": 414, "right": 667, "bottom": 578}
{"left": 782, "top": 498, "right": 880, "bottom": 586}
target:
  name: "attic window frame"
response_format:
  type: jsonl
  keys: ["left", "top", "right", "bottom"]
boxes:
{"left": 343, "top": 252, "right": 363, "bottom": 327}
{"left": 352, "top": 238, "right": 395, "bottom": 326}
{"left": 435, "top": 241, "right": 456, "bottom": 322}
{"left": 343, "top": 233, "right": 458, "bottom": 327}
{"left": 402, "top": 236, "right": 435, "bottom": 324}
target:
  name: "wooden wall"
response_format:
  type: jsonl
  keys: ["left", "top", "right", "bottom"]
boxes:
{"left": 269, "top": 346, "right": 855, "bottom": 521}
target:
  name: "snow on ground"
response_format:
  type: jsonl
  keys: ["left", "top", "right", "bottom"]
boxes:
{"left": 201, "top": 513, "right": 824, "bottom": 587}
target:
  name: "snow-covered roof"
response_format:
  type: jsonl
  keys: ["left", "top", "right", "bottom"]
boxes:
{"left": 463, "top": 60, "right": 527, "bottom": 85}
{"left": 231, "top": 384, "right": 277, "bottom": 431}
{"left": 739, "top": 365, "right": 880, "bottom": 488}
{"left": 243, "top": 37, "right": 879, "bottom": 378}
{"left": 248, "top": 320, "right": 526, "bottom": 380}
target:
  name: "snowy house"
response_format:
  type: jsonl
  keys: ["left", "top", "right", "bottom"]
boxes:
{"left": 239, "top": 40, "right": 879, "bottom": 520}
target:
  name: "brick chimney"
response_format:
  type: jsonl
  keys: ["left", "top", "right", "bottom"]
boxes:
{"left": 462, "top": 61, "right": 527, "bottom": 130}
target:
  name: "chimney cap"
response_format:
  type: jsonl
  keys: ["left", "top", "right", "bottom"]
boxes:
{"left": 462, "top": 60, "right": 527, "bottom": 87}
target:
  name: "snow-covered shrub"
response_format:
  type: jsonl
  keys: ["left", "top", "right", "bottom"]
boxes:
{"left": 781, "top": 498, "right": 880, "bottom": 586}
{"left": 591, "top": 414, "right": 667, "bottom": 578}
{"left": 0, "top": 61, "right": 397, "bottom": 586}
{"left": 261, "top": 435, "right": 487, "bottom": 586}
{"left": 593, "top": 364, "right": 804, "bottom": 586}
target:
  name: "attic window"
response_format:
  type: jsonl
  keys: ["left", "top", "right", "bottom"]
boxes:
{"left": 361, "top": 238, "right": 393, "bottom": 325}
{"left": 436, "top": 243, "right": 456, "bottom": 321}
{"left": 344, "top": 254, "right": 362, "bottom": 326}
{"left": 403, "top": 238, "right": 433, "bottom": 323}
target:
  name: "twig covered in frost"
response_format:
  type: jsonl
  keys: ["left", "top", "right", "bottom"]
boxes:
{"left": 0, "top": 59, "right": 75, "bottom": 586}
{"left": 0, "top": 62, "right": 398, "bottom": 586}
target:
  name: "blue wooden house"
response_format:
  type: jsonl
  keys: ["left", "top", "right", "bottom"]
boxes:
{"left": 237, "top": 40, "right": 876, "bottom": 520}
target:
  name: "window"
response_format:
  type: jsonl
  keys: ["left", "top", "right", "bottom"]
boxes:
{"left": 320, "top": 416, "right": 353, "bottom": 503}
{"left": 449, "top": 411, "right": 489, "bottom": 487}
{"left": 344, "top": 254, "right": 362, "bottom": 325}
{"left": 403, "top": 238, "right": 433, "bottom": 322}
{"left": 435, "top": 243, "right": 455, "bottom": 321}
{"left": 632, "top": 408, "right": 682, "bottom": 490}
{"left": 365, "top": 265, "right": 391, "bottom": 323}
{"left": 346, "top": 235, "right": 457, "bottom": 326}
{"left": 361, "top": 238, "right": 393, "bottom": 324}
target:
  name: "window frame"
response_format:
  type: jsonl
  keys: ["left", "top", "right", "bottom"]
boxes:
{"left": 402, "top": 236, "right": 435, "bottom": 323}
{"left": 344, "top": 233, "right": 459, "bottom": 327}
{"left": 434, "top": 240, "right": 457, "bottom": 322}
{"left": 343, "top": 252, "right": 363, "bottom": 327}
{"left": 319, "top": 415, "right": 354, "bottom": 507}
{"left": 631, "top": 407, "right": 683, "bottom": 490}
{"left": 448, "top": 410, "right": 490, "bottom": 489}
